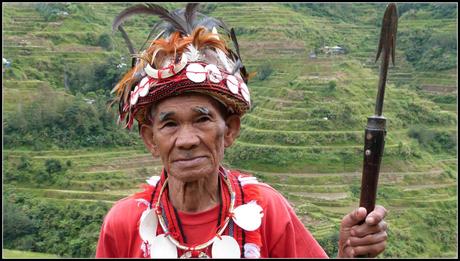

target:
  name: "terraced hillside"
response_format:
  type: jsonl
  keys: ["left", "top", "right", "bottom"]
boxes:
{"left": 3, "top": 3, "right": 457, "bottom": 258}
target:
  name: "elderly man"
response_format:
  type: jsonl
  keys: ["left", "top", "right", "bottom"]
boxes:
{"left": 96, "top": 3, "right": 387, "bottom": 258}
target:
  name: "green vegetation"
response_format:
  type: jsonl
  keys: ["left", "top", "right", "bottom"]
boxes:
{"left": 4, "top": 189, "right": 110, "bottom": 258}
{"left": 35, "top": 3, "right": 69, "bottom": 22}
{"left": 3, "top": 85, "right": 139, "bottom": 149}
{"left": 400, "top": 28, "right": 456, "bottom": 71}
{"left": 3, "top": 249, "right": 60, "bottom": 258}
{"left": 2, "top": 2, "right": 457, "bottom": 258}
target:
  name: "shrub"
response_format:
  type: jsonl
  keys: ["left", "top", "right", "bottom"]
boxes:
{"left": 35, "top": 3, "right": 69, "bottom": 22}
{"left": 97, "top": 33, "right": 113, "bottom": 51}
{"left": 67, "top": 56, "right": 123, "bottom": 95}
{"left": 257, "top": 63, "right": 274, "bottom": 81}
{"left": 3, "top": 200, "right": 37, "bottom": 249}
{"left": 17, "top": 156, "right": 32, "bottom": 171}
{"left": 407, "top": 126, "right": 457, "bottom": 154}
{"left": 45, "top": 159, "right": 63, "bottom": 174}
{"left": 317, "top": 231, "right": 339, "bottom": 258}
{"left": 327, "top": 80, "right": 337, "bottom": 92}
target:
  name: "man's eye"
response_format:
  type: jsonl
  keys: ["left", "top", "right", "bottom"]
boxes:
{"left": 197, "top": 116, "right": 211, "bottom": 123}
{"left": 162, "top": 122, "right": 177, "bottom": 128}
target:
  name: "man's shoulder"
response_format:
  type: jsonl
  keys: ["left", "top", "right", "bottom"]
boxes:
{"left": 227, "top": 169, "right": 291, "bottom": 208}
{"left": 104, "top": 190, "right": 151, "bottom": 226}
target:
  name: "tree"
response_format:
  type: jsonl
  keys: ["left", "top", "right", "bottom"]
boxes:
{"left": 45, "top": 159, "right": 63, "bottom": 174}
{"left": 98, "top": 33, "right": 113, "bottom": 51}
{"left": 3, "top": 200, "right": 37, "bottom": 249}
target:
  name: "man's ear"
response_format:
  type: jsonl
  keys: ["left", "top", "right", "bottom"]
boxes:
{"left": 140, "top": 124, "right": 159, "bottom": 157}
{"left": 224, "top": 115, "right": 241, "bottom": 148}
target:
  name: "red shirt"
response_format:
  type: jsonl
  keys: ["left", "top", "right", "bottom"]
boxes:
{"left": 96, "top": 172, "right": 328, "bottom": 258}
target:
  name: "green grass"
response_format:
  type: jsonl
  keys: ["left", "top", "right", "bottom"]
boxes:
{"left": 3, "top": 249, "right": 60, "bottom": 258}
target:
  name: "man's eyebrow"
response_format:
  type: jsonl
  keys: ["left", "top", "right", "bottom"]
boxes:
{"left": 193, "top": 106, "right": 210, "bottom": 115}
{"left": 158, "top": 111, "right": 174, "bottom": 122}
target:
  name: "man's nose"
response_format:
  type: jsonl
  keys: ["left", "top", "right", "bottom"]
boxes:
{"left": 175, "top": 125, "right": 200, "bottom": 149}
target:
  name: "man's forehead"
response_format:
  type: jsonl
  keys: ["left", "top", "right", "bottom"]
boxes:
{"left": 157, "top": 106, "right": 210, "bottom": 120}
{"left": 155, "top": 94, "right": 221, "bottom": 112}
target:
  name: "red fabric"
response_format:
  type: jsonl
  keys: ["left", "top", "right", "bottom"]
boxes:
{"left": 96, "top": 170, "right": 328, "bottom": 258}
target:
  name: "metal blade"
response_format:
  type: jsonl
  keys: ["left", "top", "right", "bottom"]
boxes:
{"left": 374, "top": 3, "right": 398, "bottom": 116}
{"left": 375, "top": 3, "right": 398, "bottom": 65}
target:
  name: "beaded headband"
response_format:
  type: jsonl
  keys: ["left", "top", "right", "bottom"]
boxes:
{"left": 111, "top": 3, "right": 251, "bottom": 129}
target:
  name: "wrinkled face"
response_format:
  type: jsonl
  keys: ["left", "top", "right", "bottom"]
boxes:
{"left": 142, "top": 94, "right": 240, "bottom": 182}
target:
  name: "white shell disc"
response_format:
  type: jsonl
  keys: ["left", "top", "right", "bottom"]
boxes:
{"left": 138, "top": 86, "right": 149, "bottom": 97}
{"left": 240, "top": 81, "right": 250, "bottom": 103}
{"left": 139, "top": 208, "right": 158, "bottom": 243}
{"left": 146, "top": 176, "right": 161, "bottom": 186}
{"left": 150, "top": 234, "right": 178, "bottom": 258}
{"left": 139, "top": 76, "right": 149, "bottom": 87}
{"left": 186, "top": 63, "right": 206, "bottom": 83}
{"left": 205, "top": 64, "right": 223, "bottom": 83}
{"left": 211, "top": 236, "right": 241, "bottom": 258}
{"left": 138, "top": 77, "right": 150, "bottom": 97}
{"left": 226, "top": 75, "right": 239, "bottom": 94}
{"left": 130, "top": 85, "right": 139, "bottom": 105}
{"left": 232, "top": 201, "right": 263, "bottom": 231}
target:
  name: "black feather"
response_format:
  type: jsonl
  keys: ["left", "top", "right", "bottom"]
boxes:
{"left": 113, "top": 4, "right": 153, "bottom": 32}
{"left": 145, "top": 3, "right": 189, "bottom": 35}
{"left": 118, "top": 98, "right": 123, "bottom": 116}
{"left": 197, "top": 16, "right": 226, "bottom": 31}
{"left": 117, "top": 25, "right": 137, "bottom": 67}
{"left": 216, "top": 18, "right": 231, "bottom": 35}
{"left": 240, "top": 66, "right": 249, "bottom": 83}
{"left": 230, "top": 28, "right": 242, "bottom": 62}
{"left": 117, "top": 25, "right": 135, "bottom": 55}
{"left": 159, "top": 7, "right": 190, "bottom": 36}
{"left": 139, "top": 21, "right": 163, "bottom": 51}
{"left": 184, "top": 3, "right": 200, "bottom": 33}
{"left": 113, "top": 4, "right": 188, "bottom": 35}
{"left": 227, "top": 48, "right": 239, "bottom": 62}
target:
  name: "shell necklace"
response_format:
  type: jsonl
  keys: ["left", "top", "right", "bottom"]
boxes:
{"left": 140, "top": 173, "right": 240, "bottom": 258}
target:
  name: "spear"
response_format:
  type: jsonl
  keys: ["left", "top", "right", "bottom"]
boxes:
{"left": 359, "top": 3, "right": 398, "bottom": 218}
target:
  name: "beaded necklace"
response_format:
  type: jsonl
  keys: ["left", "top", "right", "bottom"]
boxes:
{"left": 138, "top": 168, "right": 263, "bottom": 258}
{"left": 149, "top": 169, "right": 237, "bottom": 258}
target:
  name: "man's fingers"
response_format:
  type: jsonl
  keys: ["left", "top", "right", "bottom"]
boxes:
{"left": 351, "top": 240, "right": 387, "bottom": 257}
{"left": 351, "top": 220, "right": 388, "bottom": 237}
{"left": 341, "top": 207, "right": 367, "bottom": 228}
{"left": 344, "top": 245, "right": 355, "bottom": 257}
{"left": 366, "top": 205, "right": 387, "bottom": 225}
{"left": 349, "top": 231, "right": 388, "bottom": 247}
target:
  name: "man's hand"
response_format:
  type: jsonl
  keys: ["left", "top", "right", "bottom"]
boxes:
{"left": 338, "top": 205, "right": 388, "bottom": 258}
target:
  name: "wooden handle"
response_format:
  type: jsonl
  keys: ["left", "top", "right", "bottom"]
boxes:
{"left": 359, "top": 116, "right": 386, "bottom": 216}
{"left": 357, "top": 117, "right": 386, "bottom": 258}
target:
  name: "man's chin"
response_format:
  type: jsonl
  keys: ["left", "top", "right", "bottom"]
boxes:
{"left": 168, "top": 165, "right": 217, "bottom": 182}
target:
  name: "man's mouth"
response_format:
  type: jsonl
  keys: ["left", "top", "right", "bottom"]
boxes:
{"left": 173, "top": 156, "right": 208, "bottom": 167}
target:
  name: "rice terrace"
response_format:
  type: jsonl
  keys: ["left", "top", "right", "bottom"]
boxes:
{"left": 2, "top": 3, "right": 457, "bottom": 258}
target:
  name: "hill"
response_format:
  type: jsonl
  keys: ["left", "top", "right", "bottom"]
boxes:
{"left": 2, "top": 2, "right": 457, "bottom": 258}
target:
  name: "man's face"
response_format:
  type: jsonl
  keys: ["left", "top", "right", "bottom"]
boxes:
{"left": 144, "top": 94, "right": 239, "bottom": 182}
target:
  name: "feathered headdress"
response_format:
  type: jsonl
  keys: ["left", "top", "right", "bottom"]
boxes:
{"left": 110, "top": 3, "right": 251, "bottom": 130}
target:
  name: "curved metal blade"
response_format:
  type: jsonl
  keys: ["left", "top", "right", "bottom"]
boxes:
{"left": 375, "top": 3, "right": 398, "bottom": 65}
{"left": 374, "top": 3, "right": 398, "bottom": 116}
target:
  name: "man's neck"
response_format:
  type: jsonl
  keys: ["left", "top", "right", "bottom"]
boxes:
{"left": 167, "top": 173, "right": 220, "bottom": 213}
